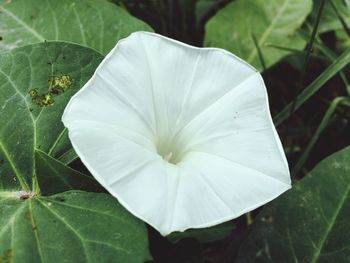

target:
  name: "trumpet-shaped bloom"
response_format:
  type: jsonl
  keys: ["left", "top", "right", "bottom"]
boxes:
{"left": 62, "top": 32, "right": 291, "bottom": 236}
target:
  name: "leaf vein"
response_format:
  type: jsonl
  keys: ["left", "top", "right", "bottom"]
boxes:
{"left": 37, "top": 199, "right": 90, "bottom": 262}
{"left": 0, "top": 5, "right": 45, "bottom": 41}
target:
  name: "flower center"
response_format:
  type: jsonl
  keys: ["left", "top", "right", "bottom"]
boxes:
{"left": 156, "top": 138, "right": 185, "bottom": 165}
{"left": 163, "top": 152, "right": 173, "bottom": 162}
{"left": 159, "top": 148, "right": 181, "bottom": 164}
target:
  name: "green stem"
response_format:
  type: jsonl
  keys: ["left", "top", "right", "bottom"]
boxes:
{"left": 246, "top": 212, "right": 253, "bottom": 225}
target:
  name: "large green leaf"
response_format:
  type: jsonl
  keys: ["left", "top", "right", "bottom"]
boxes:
{"left": 0, "top": 42, "right": 103, "bottom": 192}
{"left": 0, "top": 41, "right": 150, "bottom": 262}
{"left": 0, "top": 0, "right": 152, "bottom": 54}
{"left": 204, "top": 0, "right": 312, "bottom": 70}
{"left": 0, "top": 191, "right": 150, "bottom": 263}
{"left": 312, "top": 0, "right": 350, "bottom": 32}
{"left": 236, "top": 146, "right": 350, "bottom": 262}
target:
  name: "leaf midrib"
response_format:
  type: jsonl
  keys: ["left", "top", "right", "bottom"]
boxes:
{"left": 29, "top": 199, "right": 44, "bottom": 263}
{"left": 37, "top": 198, "right": 90, "bottom": 262}
{"left": 0, "top": 5, "right": 45, "bottom": 41}
{"left": 0, "top": 48, "right": 66, "bottom": 193}
{"left": 0, "top": 202, "right": 27, "bottom": 239}
{"left": 0, "top": 59, "right": 37, "bottom": 191}
{"left": 0, "top": 141, "right": 29, "bottom": 191}
{"left": 46, "top": 197, "right": 140, "bottom": 232}
{"left": 37, "top": 198, "right": 130, "bottom": 258}
{"left": 310, "top": 180, "right": 350, "bottom": 262}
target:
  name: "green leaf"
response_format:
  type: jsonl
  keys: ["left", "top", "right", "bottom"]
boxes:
{"left": 35, "top": 150, "right": 103, "bottom": 196}
{"left": 57, "top": 148, "right": 79, "bottom": 165}
{"left": 0, "top": 41, "right": 103, "bottom": 192}
{"left": 312, "top": 0, "right": 350, "bottom": 33}
{"left": 0, "top": 191, "right": 150, "bottom": 263}
{"left": 236, "top": 146, "right": 350, "bottom": 262}
{"left": 167, "top": 221, "right": 235, "bottom": 243}
{"left": 204, "top": 0, "right": 312, "bottom": 71}
{"left": 0, "top": 0, "right": 152, "bottom": 55}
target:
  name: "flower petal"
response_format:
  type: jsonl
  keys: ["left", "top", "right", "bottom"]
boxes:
{"left": 63, "top": 32, "right": 291, "bottom": 236}
{"left": 66, "top": 123, "right": 170, "bottom": 230}
{"left": 171, "top": 153, "right": 289, "bottom": 232}
{"left": 176, "top": 73, "right": 290, "bottom": 185}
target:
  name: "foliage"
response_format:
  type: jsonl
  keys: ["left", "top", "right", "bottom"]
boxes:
{"left": 0, "top": 0, "right": 349, "bottom": 262}
{"left": 237, "top": 146, "right": 350, "bottom": 262}
{"left": 0, "top": 41, "right": 149, "bottom": 262}
{"left": 312, "top": 0, "right": 350, "bottom": 32}
{"left": 205, "top": 0, "right": 312, "bottom": 71}
{"left": 0, "top": 191, "right": 150, "bottom": 263}
{"left": 0, "top": 0, "right": 152, "bottom": 54}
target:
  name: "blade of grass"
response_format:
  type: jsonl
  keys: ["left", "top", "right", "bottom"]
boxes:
{"left": 299, "top": 29, "right": 350, "bottom": 95}
{"left": 291, "top": 96, "right": 350, "bottom": 176}
{"left": 299, "top": 0, "right": 327, "bottom": 80}
{"left": 267, "top": 44, "right": 328, "bottom": 60}
{"left": 287, "top": 0, "right": 327, "bottom": 122}
{"left": 274, "top": 48, "right": 350, "bottom": 126}
{"left": 329, "top": 0, "right": 350, "bottom": 37}
{"left": 314, "top": 39, "right": 350, "bottom": 95}
{"left": 252, "top": 33, "right": 266, "bottom": 72}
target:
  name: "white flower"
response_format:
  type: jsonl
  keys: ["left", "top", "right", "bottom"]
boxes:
{"left": 62, "top": 32, "right": 291, "bottom": 236}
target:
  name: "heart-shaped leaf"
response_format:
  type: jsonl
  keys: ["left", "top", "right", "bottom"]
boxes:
{"left": 236, "top": 146, "right": 350, "bottom": 262}
{"left": 204, "top": 0, "right": 312, "bottom": 71}
{"left": 0, "top": 41, "right": 151, "bottom": 261}
{"left": 0, "top": 41, "right": 103, "bottom": 192}
{"left": 0, "top": 0, "right": 152, "bottom": 54}
{"left": 0, "top": 191, "right": 150, "bottom": 263}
